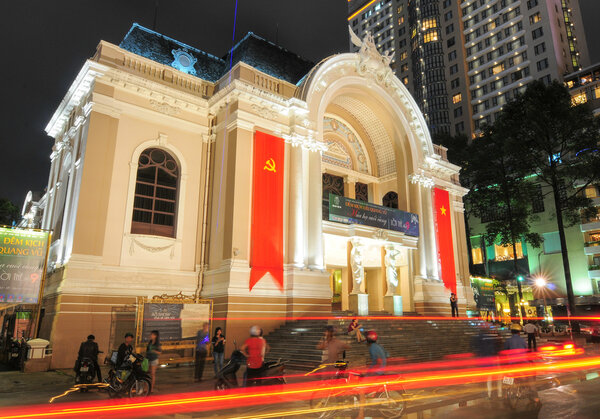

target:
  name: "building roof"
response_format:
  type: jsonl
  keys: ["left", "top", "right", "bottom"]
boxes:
{"left": 226, "top": 32, "right": 314, "bottom": 84}
{"left": 120, "top": 23, "right": 226, "bottom": 82}
{"left": 119, "top": 23, "right": 313, "bottom": 85}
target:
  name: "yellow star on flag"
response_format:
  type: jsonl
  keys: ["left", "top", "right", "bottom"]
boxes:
{"left": 440, "top": 205, "right": 447, "bottom": 216}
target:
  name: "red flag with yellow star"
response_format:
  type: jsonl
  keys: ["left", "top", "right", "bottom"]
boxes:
{"left": 434, "top": 188, "right": 456, "bottom": 293}
{"left": 249, "top": 131, "right": 285, "bottom": 291}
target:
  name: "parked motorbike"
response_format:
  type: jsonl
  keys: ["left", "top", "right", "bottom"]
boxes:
{"left": 75, "top": 356, "right": 103, "bottom": 392}
{"left": 104, "top": 351, "right": 151, "bottom": 398}
{"left": 215, "top": 348, "right": 287, "bottom": 390}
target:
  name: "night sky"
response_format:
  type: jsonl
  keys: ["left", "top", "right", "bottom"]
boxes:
{"left": 1, "top": 0, "right": 599, "bottom": 207}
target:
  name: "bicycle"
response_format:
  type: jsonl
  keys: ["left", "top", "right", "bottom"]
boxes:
{"left": 305, "top": 360, "right": 406, "bottom": 418}
{"left": 502, "top": 375, "right": 541, "bottom": 411}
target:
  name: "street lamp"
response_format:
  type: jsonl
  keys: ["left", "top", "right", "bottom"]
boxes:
{"left": 534, "top": 276, "right": 551, "bottom": 332}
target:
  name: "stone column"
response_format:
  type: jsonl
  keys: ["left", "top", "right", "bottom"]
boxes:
{"left": 288, "top": 144, "right": 305, "bottom": 268}
{"left": 307, "top": 150, "right": 324, "bottom": 270}
{"left": 422, "top": 187, "right": 440, "bottom": 281}
{"left": 345, "top": 175, "right": 357, "bottom": 199}
{"left": 348, "top": 238, "right": 368, "bottom": 315}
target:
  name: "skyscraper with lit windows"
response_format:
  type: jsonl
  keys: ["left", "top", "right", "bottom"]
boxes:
{"left": 462, "top": 0, "right": 589, "bottom": 134}
{"left": 348, "top": 0, "right": 471, "bottom": 137}
{"left": 348, "top": 0, "right": 590, "bottom": 138}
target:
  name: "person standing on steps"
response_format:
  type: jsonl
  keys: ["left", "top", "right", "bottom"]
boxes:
{"left": 450, "top": 293, "right": 459, "bottom": 317}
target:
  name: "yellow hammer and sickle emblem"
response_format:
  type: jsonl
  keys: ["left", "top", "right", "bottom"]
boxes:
{"left": 264, "top": 158, "right": 276, "bottom": 172}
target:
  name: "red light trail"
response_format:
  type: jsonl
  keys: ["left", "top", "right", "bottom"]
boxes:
{"left": 2, "top": 354, "right": 599, "bottom": 419}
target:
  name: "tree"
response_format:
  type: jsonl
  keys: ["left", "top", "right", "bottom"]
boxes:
{"left": 503, "top": 81, "right": 600, "bottom": 329}
{"left": 0, "top": 198, "right": 20, "bottom": 226}
{"left": 464, "top": 124, "right": 543, "bottom": 318}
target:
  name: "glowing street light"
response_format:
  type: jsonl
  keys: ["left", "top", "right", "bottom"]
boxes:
{"left": 534, "top": 277, "right": 547, "bottom": 288}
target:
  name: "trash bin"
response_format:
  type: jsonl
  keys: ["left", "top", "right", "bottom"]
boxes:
{"left": 27, "top": 338, "right": 49, "bottom": 359}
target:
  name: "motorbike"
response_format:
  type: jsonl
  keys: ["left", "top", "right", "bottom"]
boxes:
{"left": 75, "top": 357, "right": 97, "bottom": 391}
{"left": 215, "top": 349, "right": 287, "bottom": 390}
{"left": 104, "top": 351, "right": 152, "bottom": 398}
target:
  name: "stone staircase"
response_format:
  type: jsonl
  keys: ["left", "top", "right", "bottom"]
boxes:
{"left": 265, "top": 313, "right": 483, "bottom": 370}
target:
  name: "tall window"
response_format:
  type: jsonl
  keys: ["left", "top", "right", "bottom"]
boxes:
{"left": 132, "top": 148, "right": 179, "bottom": 238}
{"left": 382, "top": 191, "right": 398, "bottom": 209}
{"left": 355, "top": 182, "right": 369, "bottom": 202}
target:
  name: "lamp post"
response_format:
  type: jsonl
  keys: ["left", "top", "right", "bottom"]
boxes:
{"left": 534, "top": 276, "right": 553, "bottom": 336}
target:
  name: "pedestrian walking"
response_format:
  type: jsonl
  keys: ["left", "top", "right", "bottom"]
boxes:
{"left": 195, "top": 323, "right": 210, "bottom": 382}
{"left": 450, "top": 293, "right": 459, "bottom": 317}
{"left": 523, "top": 320, "right": 539, "bottom": 351}
{"left": 212, "top": 327, "right": 226, "bottom": 377}
{"left": 146, "top": 330, "right": 162, "bottom": 392}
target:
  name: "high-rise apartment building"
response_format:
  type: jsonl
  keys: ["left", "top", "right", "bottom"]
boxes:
{"left": 348, "top": 0, "right": 590, "bottom": 138}
{"left": 462, "top": 0, "right": 589, "bottom": 133}
{"left": 349, "top": 0, "right": 470, "bottom": 137}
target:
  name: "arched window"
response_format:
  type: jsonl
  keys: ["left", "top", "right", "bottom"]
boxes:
{"left": 131, "top": 148, "right": 179, "bottom": 238}
{"left": 382, "top": 191, "right": 398, "bottom": 209}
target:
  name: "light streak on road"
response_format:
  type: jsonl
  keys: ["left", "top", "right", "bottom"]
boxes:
{"left": 2, "top": 355, "right": 600, "bottom": 419}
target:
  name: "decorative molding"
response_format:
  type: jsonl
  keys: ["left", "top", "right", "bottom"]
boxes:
{"left": 129, "top": 236, "right": 177, "bottom": 259}
{"left": 408, "top": 170, "right": 435, "bottom": 188}
{"left": 149, "top": 99, "right": 181, "bottom": 116}
{"left": 373, "top": 229, "right": 389, "bottom": 241}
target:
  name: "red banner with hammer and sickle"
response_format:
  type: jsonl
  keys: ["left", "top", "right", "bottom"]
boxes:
{"left": 434, "top": 188, "right": 457, "bottom": 294}
{"left": 249, "top": 131, "right": 285, "bottom": 291}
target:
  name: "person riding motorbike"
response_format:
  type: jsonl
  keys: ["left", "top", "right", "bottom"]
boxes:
{"left": 365, "top": 330, "right": 387, "bottom": 375}
{"left": 76, "top": 334, "right": 101, "bottom": 382}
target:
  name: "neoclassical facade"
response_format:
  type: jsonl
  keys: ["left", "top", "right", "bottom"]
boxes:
{"left": 31, "top": 24, "right": 472, "bottom": 368}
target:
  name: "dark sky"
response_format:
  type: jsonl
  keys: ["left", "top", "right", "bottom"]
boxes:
{"left": 1, "top": 0, "right": 599, "bottom": 206}
{"left": 0, "top": 0, "right": 349, "bottom": 206}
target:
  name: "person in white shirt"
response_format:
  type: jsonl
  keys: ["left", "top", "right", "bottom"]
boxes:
{"left": 523, "top": 321, "right": 539, "bottom": 351}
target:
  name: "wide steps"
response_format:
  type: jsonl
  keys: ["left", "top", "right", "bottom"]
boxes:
{"left": 265, "top": 316, "right": 483, "bottom": 369}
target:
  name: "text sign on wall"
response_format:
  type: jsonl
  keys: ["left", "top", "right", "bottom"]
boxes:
{"left": 141, "top": 302, "right": 210, "bottom": 342}
{"left": 0, "top": 227, "right": 50, "bottom": 304}
{"left": 328, "top": 194, "right": 419, "bottom": 237}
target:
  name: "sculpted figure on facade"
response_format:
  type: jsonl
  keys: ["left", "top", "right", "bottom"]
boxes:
{"left": 350, "top": 238, "right": 365, "bottom": 294}
{"left": 348, "top": 26, "right": 393, "bottom": 87}
{"left": 384, "top": 244, "right": 400, "bottom": 296}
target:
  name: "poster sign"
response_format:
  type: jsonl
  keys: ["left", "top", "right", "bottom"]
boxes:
{"left": 0, "top": 227, "right": 50, "bottom": 304}
{"left": 328, "top": 194, "right": 419, "bottom": 237}
{"left": 141, "top": 302, "right": 211, "bottom": 342}
{"left": 470, "top": 277, "right": 495, "bottom": 312}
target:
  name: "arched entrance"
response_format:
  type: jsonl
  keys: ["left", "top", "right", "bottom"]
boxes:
{"left": 294, "top": 35, "right": 472, "bottom": 315}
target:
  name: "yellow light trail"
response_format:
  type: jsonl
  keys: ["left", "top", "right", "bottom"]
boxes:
{"left": 348, "top": 0, "right": 377, "bottom": 21}
{"left": 3, "top": 356, "right": 600, "bottom": 419}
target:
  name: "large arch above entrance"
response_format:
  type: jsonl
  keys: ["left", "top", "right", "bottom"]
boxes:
{"left": 295, "top": 50, "right": 448, "bottom": 315}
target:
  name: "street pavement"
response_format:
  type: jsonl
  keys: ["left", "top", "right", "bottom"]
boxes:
{"left": 2, "top": 353, "right": 600, "bottom": 418}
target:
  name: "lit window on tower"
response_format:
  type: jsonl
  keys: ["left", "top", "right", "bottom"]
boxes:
{"left": 423, "top": 30, "right": 439, "bottom": 43}
{"left": 422, "top": 18, "right": 438, "bottom": 30}
{"left": 452, "top": 93, "right": 462, "bottom": 104}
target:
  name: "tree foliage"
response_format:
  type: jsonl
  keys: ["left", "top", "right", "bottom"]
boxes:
{"left": 0, "top": 198, "right": 20, "bottom": 226}
{"left": 496, "top": 80, "right": 600, "bottom": 320}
